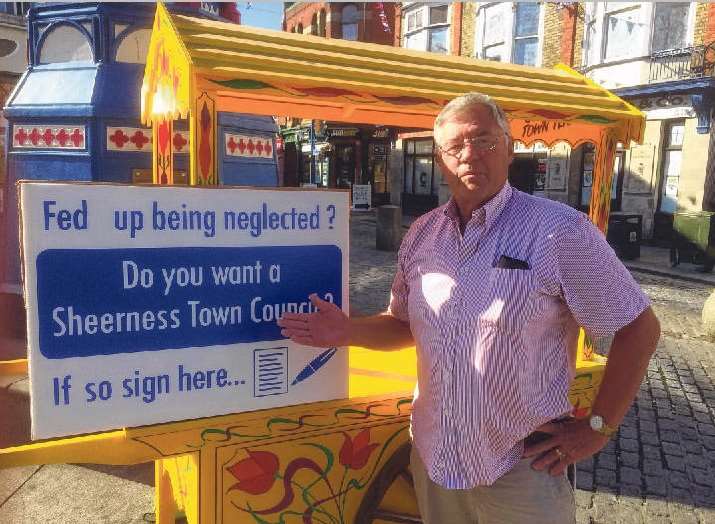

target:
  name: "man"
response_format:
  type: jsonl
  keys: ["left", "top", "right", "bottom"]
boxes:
{"left": 278, "top": 93, "right": 660, "bottom": 523}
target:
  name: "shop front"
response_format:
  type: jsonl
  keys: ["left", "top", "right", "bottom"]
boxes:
{"left": 280, "top": 122, "right": 392, "bottom": 205}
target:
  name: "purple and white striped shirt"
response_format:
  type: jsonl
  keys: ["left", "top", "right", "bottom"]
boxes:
{"left": 388, "top": 182, "right": 650, "bottom": 488}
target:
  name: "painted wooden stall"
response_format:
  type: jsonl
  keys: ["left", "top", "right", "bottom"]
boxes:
{"left": 0, "top": 4, "right": 644, "bottom": 523}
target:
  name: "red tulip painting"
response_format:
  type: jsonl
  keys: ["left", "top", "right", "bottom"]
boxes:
{"left": 339, "top": 428, "right": 379, "bottom": 470}
{"left": 227, "top": 450, "right": 279, "bottom": 495}
{"left": 226, "top": 421, "right": 408, "bottom": 524}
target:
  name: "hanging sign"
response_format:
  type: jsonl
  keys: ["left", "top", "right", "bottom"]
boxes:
{"left": 20, "top": 182, "right": 349, "bottom": 439}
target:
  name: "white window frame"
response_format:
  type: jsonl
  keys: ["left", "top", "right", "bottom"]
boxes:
{"left": 582, "top": 2, "right": 696, "bottom": 68}
{"left": 474, "top": 2, "right": 545, "bottom": 67}
{"left": 401, "top": 3, "right": 451, "bottom": 54}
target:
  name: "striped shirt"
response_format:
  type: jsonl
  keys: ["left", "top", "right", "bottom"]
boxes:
{"left": 388, "top": 182, "right": 650, "bottom": 488}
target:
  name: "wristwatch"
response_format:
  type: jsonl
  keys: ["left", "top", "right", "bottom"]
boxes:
{"left": 589, "top": 414, "right": 617, "bottom": 437}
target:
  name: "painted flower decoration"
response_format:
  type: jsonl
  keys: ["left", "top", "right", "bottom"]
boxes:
{"left": 339, "top": 428, "right": 379, "bottom": 470}
{"left": 227, "top": 450, "right": 279, "bottom": 495}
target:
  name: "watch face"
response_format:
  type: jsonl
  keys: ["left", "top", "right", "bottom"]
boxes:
{"left": 590, "top": 415, "right": 604, "bottom": 431}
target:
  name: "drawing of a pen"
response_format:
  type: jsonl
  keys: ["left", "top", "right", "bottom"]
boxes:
{"left": 291, "top": 347, "right": 338, "bottom": 386}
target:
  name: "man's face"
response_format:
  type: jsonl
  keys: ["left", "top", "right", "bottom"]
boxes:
{"left": 435, "top": 105, "right": 513, "bottom": 209}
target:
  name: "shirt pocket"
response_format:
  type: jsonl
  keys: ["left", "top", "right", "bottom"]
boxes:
{"left": 479, "top": 268, "right": 540, "bottom": 332}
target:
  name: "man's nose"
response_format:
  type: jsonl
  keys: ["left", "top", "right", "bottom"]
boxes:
{"left": 458, "top": 141, "right": 483, "bottom": 161}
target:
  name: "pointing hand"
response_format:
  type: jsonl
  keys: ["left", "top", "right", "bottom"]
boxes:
{"left": 277, "top": 294, "right": 349, "bottom": 348}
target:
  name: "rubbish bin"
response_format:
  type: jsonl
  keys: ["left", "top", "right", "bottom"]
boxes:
{"left": 607, "top": 213, "right": 642, "bottom": 260}
{"left": 671, "top": 211, "right": 715, "bottom": 271}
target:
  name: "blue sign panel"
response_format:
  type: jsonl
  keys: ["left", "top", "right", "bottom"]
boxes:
{"left": 36, "top": 246, "right": 342, "bottom": 359}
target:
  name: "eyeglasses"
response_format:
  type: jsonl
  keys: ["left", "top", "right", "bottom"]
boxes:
{"left": 437, "top": 135, "right": 500, "bottom": 158}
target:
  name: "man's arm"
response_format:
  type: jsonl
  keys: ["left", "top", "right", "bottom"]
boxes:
{"left": 525, "top": 307, "right": 660, "bottom": 475}
{"left": 277, "top": 294, "right": 414, "bottom": 351}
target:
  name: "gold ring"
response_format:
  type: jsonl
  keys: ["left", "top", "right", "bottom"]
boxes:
{"left": 554, "top": 448, "right": 565, "bottom": 459}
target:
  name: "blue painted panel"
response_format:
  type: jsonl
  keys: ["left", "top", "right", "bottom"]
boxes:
{"left": 3, "top": 154, "right": 94, "bottom": 288}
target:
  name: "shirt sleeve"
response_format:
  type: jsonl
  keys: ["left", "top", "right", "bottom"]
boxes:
{"left": 387, "top": 237, "right": 411, "bottom": 322}
{"left": 555, "top": 212, "right": 651, "bottom": 339}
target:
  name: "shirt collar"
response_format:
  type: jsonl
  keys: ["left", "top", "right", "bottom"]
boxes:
{"left": 444, "top": 182, "right": 513, "bottom": 231}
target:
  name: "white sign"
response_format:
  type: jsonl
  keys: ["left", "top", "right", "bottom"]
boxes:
{"left": 352, "top": 184, "right": 371, "bottom": 210}
{"left": 20, "top": 183, "right": 350, "bottom": 439}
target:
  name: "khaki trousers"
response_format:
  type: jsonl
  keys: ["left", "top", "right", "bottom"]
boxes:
{"left": 410, "top": 445, "right": 576, "bottom": 524}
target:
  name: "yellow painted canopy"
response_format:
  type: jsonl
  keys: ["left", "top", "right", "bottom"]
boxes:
{"left": 141, "top": 3, "right": 644, "bottom": 147}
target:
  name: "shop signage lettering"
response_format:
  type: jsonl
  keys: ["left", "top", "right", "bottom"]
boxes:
{"left": 328, "top": 128, "right": 359, "bottom": 137}
{"left": 521, "top": 120, "right": 569, "bottom": 139}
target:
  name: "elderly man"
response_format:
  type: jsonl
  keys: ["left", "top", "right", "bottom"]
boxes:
{"left": 278, "top": 92, "right": 660, "bottom": 523}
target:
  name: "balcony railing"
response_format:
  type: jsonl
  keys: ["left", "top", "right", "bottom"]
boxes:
{"left": 649, "top": 43, "right": 715, "bottom": 83}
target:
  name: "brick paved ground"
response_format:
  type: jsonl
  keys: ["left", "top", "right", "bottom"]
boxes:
{"left": 348, "top": 212, "right": 715, "bottom": 524}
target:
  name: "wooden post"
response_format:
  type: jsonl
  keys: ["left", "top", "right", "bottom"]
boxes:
{"left": 191, "top": 91, "right": 217, "bottom": 186}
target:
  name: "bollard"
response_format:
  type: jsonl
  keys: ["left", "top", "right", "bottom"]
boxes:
{"left": 376, "top": 205, "right": 402, "bottom": 251}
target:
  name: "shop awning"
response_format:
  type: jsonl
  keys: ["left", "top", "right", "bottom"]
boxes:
{"left": 141, "top": 2, "right": 644, "bottom": 148}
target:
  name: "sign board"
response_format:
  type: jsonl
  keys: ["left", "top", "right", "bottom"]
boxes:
{"left": 20, "top": 182, "right": 349, "bottom": 439}
{"left": 352, "top": 184, "right": 371, "bottom": 210}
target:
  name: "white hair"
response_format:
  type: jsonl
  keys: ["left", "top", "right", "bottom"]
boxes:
{"left": 434, "top": 92, "right": 511, "bottom": 139}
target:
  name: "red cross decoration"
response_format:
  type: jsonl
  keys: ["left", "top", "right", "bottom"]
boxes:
{"left": 70, "top": 128, "right": 84, "bottom": 148}
{"left": 56, "top": 128, "right": 69, "bottom": 147}
{"left": 41, "top": 128, "right": 54, "bottom": 146}
{"left": 264, "top": 140, "right": 273, "bottom": 156}
{"left": 13, "top": 125, "right": 86, "bottom": 149}
{"left": 109, "top": 129, "right": 129, "bottom": 149}
{"left": 130, "top": 130, "right": 150, "bottom": 150}
{"left": 256, "top": 141, "right": 264, "bottom": 155}
{"left": 227, "top": 136, "right": 238, "bottom": 154}
{"left": 13, "top": 128, "right": 27, "bottom": 145}
{"left": 247, "top": 139, "right": 255, "bottom": 155}
{"left": 173, "top": 131, "right": 187, "bottom": 152}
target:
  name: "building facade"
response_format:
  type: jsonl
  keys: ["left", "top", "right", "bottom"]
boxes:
{"left": 281, "top": 3, "right": 397, "bottom": 206}
{"left": 388, "top": 2, "right": 715, "bottom": 246}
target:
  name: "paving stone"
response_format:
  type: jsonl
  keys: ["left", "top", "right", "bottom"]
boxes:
{"left": 703, "top": 436, "right": 715, "bottom": 450}
{"left": 661, "top": 441, "right": 684, "bottom": 457}
{"left": 578, "top": 457, "right": 594, "bottom": 472}
{"left": 619, "top": 437, "right": 639, "bottom": 452}
{"left": 644, "top": 475, "right": 668, "bottom": 496}
{"left": 641, "top": 444, "right": 661, "bottom": 461}
{"left": 665, "top": 454, "right": 686, "bottom": 472}
{"left": 619, "top": 451, "right": 639, "bottom": 468}
{"left": 668, "top": 471, "right": 690, "bottom": 490}
{"left": 659, "top": 429, "right": 680, "bottom": 443}
{"left": 640, "top": 431, "right": 660, "bottom": 446}
{"left": 597, "top": 452, "right": 617, "bottom": 469}
{"left": 659, "top": 419, "right": 679, "bottom": 431}
{"left": 682, "top": 440, "right": 702, "bottom": 454}
{"left": 689, "top": 468, "right": 714, "bottom": 487}
{"left": 639, "top": 420, "right": 657, "bottom": 433}
{"left": 697, "top": 422, "right": 715, "bottom": 436}
{"left": 643, "top": 459, "right": 664, "bottom": 476}
{"left": 619, "top": 426, "right": 638, "bottom": 440}
{"left": 619, "top": 466, "right": 642, "bottom": 485}
{"left": 595, "top": 468, "right": 617, "bottom": 488}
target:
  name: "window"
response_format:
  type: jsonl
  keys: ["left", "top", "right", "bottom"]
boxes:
{"left": 658, "top": 121, "right": 685, "bottom": 214}
{"left": 341, "top": 4, "right": 359, "bottom": 41}
{"left": 297, "top": 23, "right": 303, "bottom": 34}
{"left": 652, "top": 3, "right": 689, "bottom": 53}
{"left": 318, "top": 9, "right": 326, "bottom": 37}
{"left": 115, "top": 28, "right": 151, "bottom": 64}
{"left": 513, "top": 3, "right": 539, "bottom": 66}
{"left": 402, "top": 4, "right": 450, "bottom": 54}
{"left": 39, "top": 24, "right": 93, "bottom": 63}
{"left": 404, "top": 139, "right": 437, "bottom": 196}
{"left": 583, "top": 3, "right": 692, "bottom": 67}
{"left": 478, "top": 2, "right": 541, "bottom": 66}
{"left": 0, "top": 2, "right": 31, "bottom": 16}
{"left": 604, "top": 4, "right": 644, "bottom": 61}
{"left": 310, "top": 13, "right": 318, "bottom": 35}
